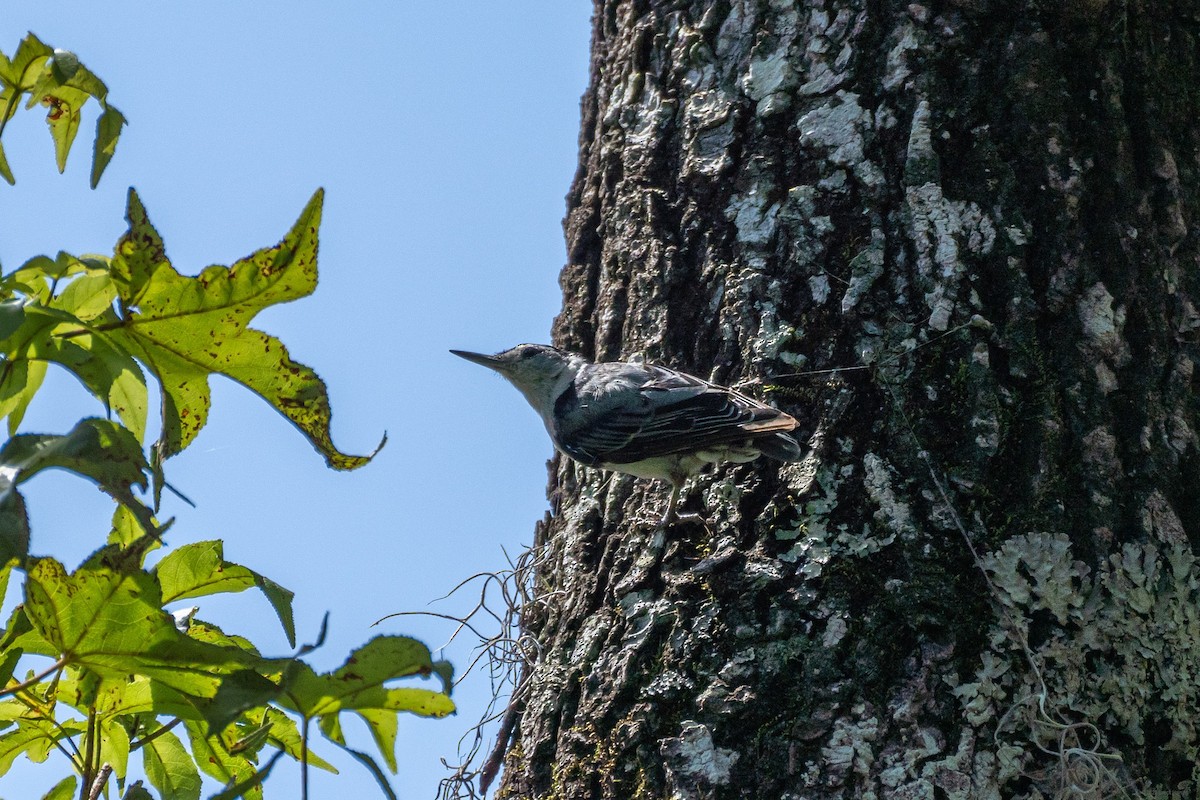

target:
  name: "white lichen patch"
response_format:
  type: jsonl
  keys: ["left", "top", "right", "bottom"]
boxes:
{"left": 841, "top": 227, "right": 887, "bottom": 313}
{"left": 753, "top": 310, "right": 807, "bottom": 367}
{"left": 660, "top": 720, "right": 739, "bottom": 793}
{"left": 863, "top": 453, "right": 915, "bottom": 542}
{"left": 743, "top": 40, "right": 797, "bottom": 116}
{"left": 726, "top": 182, "right": 780, "bottom": 247}
{"left": 810, "top": 273, "right": 832, "bottom": 304}
{"left": 902, "top": 100, "right": 996, "bottom": 331}
{"left": 797, "top": 91, "right": 885, "bottom": 189}
{"left": 810, "top": 706, "right": 881, "bottom": 787}
{"left": 1077, "top": 281, "right": 1130, "bottom": 365}
{"left": 905, "top": 181, "right": 996, "bottom": 331}
{"left": 882, "top": 23, "right": 921, "bottom": 92}
{"left": 682, "top": 88, "right": 736, "bottom": 178}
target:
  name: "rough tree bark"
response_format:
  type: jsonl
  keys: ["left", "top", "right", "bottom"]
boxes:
{"left": 498, "top": 1, "right": 1200, "bottom": 798}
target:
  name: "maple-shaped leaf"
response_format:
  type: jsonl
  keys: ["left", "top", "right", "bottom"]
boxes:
{"left": 105, "top": 189, "right": 382, "bottom": 469}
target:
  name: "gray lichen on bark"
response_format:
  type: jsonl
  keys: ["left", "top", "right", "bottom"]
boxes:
{"left": 498, "top": 1, "right": 1200, "bottom": 798}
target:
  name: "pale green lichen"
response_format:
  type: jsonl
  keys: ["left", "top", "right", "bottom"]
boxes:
{"left": 1077, "top": 281, "right": 1130, "bottom": 366}
{"left": 862, "top": 453, "right": 914, "bottom": 545}
{"left": 660, "top": 720, "right": 739, "bottom": 792}
{"left": 801, "top": 705, "right": 881, "bottom": 792}
{"left": 951, "top": 526, "right": 1200, "bottom": 794}
{"left": 840, "top": 227, "right": 886, "bottom": 313}
{"left": 797, "top": 91, "right": 885, "bottom": 188}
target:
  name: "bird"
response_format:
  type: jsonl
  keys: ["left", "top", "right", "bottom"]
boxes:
{"left": 450, "top": 344, "right": 805, "bottom": 525}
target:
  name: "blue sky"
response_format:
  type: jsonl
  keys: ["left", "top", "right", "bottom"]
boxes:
{"left": 0, "top": 3, "right": 591, "bottom": 797}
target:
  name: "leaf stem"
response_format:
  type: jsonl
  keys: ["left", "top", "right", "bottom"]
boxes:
{"left": 79, "top": 707, "right": 96, "bottom": 800}
{"left": 0, "top": 658, "right": 66, "bottom": 698}
{"left": 129, "top": 717, "right": 182, "bottom": 751}
{"left": 301, "top": 716, "right": 310, "bottom": 800}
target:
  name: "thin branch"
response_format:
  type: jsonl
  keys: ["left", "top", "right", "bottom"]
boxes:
{"left": 129, "top": 717, "right": 182, "bottom": 752}
{"left": 0, "top": 658, "right": 66, "bottom": 699}
{"left": 300, "top": 716, "right": 311, "bottom": 800}
{"left": 86, "top": 764, "right": 113, "bottom": 800}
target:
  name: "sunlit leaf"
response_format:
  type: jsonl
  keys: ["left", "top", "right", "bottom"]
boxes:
{"left": 91, "top": 105, "right": 124, "bottom": 188}
{"left": 206, "top": 749, "right": 284, "bottom": 800}
{"left": 248, "top": 707, "right": 336, "bottom": 773}
{"left": 357, "top": 707, "right": 399, "bottom": 773}
{"left": 6, "top": 34, "right": 53, "bottom": 89}
{"left": 22, "top": 557, "right": 281, "bottom": 728}
{"left": 1, "top": 358, "right": 49, "bottom": 435}
{"left": 142, "top": 726, "right": 201, "bottom": 800}
{"left": 41, "top": 86, "right": 84, "bottom": 173}
{"left": 107, "top": 504, "right": 160, "bottom": 557}
{"left": 107, "top": 189, "right": 383, "bottom": 468}
{"left": 155, "top": 541, "right": 296, "bottom": 647}
{"left": 0, "top": 718, "right": 84, "bottom": 774}
{"left": 51, "top": 271, "right": 116, "bottom": 320}
{"left": 99, "top": 715, "right": 131, "bottom": 781}
{"left": 0, "top": 140, "right": 13, "bottom": 185}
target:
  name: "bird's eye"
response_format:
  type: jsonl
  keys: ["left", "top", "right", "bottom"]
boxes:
{"left": 518, "top": 346, "right": 539, "bottom": 358}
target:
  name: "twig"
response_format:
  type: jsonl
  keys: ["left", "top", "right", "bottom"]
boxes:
{"left": 0, "top": 658, "right": 66, "bottom": 698}
{"left": 86, "top": 764, "right": 113, "bottom": 800}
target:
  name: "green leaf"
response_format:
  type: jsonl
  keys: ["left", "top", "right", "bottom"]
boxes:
{"left": 205, "top": 749, "right": 284, "bottom": 800}
{"left": 280, "top": 635, "right": 455, "bottom": 720}
{"left": 185, "top": 720, "right": 263, "bottom": 800}
{"left": 42, "top": 86, "right": 85, "bottom": 173}
{"left": 99, "top": 715, "right": 131, "bottom": 781}
{"left": 51, "top": 271, "right": 117, "bottom": 320}
{"left": 39, "top": 774, "right": 76, "bottom": 800}
{"left": 107, "top": 189, "right": 383, "bottom": 468}
{"left": 1, "top": 358, "right": 49, "bottom": 435}
{"left": 0, "top": 418, "right": 148, "bottom": 507}
{"left": 0, "top": 303, "right": 148, "bottom": 440}
{"left": 156, "top": 541, "right": 296, "bottom": 647}
{"left": 22, "top": 557, "right": 280, "bottom": 726}
{"left": 249, "top": 707, "right": 336, "bottom": 773}
{"left": 0, "top": 488, "right": 30, "bottom": 567}
{"left": 91, "top": 105, "right": 125, "bottom": 188}
{"left": 108, "top": 504, "right": 160, "bottom": 557}
{"left": 123, "top": 781, "right": 155, "bottom": 800}
{"left": 0, "top": 718, "right": 83, "bottom": 774}
{"left": 0, "top": 140, "right": 13, "bottom": 185}
{"left": 142, "top": 726, "right": 201, "bottom": 800}
{"left": 357, "top": 707, "right": 398, "bottom": 773}
{"left": 7, "top": 34, "right": 53, "bottom": 89}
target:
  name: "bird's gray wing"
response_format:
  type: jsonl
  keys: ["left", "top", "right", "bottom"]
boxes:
{"left": 553, "top": 364, "right": 795, "bottom": 466}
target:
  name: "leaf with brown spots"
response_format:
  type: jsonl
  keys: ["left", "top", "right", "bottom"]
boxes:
{"left": 277, "top": 635, "right": 454, "bottom": 778}
{"left": 106, "top": 188, "right": 382, "bottom": 470}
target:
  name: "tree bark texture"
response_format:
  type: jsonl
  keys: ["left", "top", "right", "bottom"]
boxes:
{"left": 499, "top": 1, "right": 1200, "bottom": 798}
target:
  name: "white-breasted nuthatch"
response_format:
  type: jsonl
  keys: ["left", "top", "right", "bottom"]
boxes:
{"left": 450, "top": 344, "right": 804, "bottom": 524}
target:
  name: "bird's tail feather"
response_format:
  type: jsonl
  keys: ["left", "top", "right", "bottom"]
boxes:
{"left": 756, "top": 431, "right": 805, "bottom": 461}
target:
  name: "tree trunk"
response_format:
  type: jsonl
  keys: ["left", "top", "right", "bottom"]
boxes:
{"left": 498, "top": 1, "right": 1200, "bottom": 798}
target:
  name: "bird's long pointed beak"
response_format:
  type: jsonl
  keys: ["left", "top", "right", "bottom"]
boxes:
{"left": 450, "top": 349, "right": 508, "bottom": 372}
